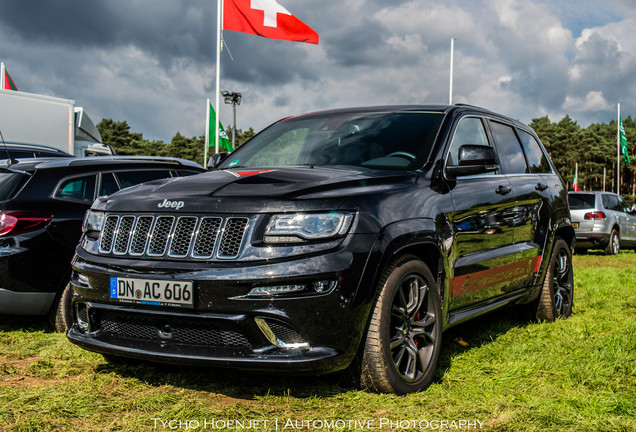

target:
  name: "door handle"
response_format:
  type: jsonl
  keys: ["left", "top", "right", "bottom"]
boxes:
{"left": 535, "top": 182, "right": 548, "bottom": 191}
{"left": 496, "top": 185, "right": 512, "bottom": 195}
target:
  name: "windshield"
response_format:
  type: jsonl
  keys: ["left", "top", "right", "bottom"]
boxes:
{"left": 218, "top": 111, "right": 445, "bottom": 170}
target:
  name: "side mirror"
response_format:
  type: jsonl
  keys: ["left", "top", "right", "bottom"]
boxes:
{"left": 207, "top": 152, "right": 230, "bottom": 170}
{"left": 446, "top": 144, "right": 499, "bottom": 177}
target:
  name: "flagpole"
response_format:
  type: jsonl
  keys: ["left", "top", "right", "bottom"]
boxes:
{"left": 449, "top": 38, "right": 455, "bottom": 105}
{"left": 215, "top": 0, "right": 223, "bottom": 156}
{"left": 1, "top": 63, "right": 5, "bottom": 89}
{"left": 617, "top": 103, "right": 620, "bottom": 195}
{"left": 204, "top": 98, "right": 211, "bottom": 168}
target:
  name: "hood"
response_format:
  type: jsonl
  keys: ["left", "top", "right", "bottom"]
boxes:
{"left": 100, "top": 166, "right": 416, "bottom": 213}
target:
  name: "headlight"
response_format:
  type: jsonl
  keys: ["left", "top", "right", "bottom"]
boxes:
{"left": 264, "top": 212, "right": 354, "bottom": 244}
{"left": 83, "top": 209, "right": 105, "bottom": 234}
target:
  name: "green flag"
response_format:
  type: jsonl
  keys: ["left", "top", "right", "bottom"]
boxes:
{"left": 619, "top": 115, "right": 630, "bottom": 165}
{"left": 208, "top": 102, "right": 233, "bottom": 152}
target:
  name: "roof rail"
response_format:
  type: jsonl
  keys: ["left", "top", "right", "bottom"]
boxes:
{"left": 66, "top": 155, "right": 203, "bottom": 168}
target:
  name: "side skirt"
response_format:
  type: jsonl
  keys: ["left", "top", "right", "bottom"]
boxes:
{"left": 444, "top": 290, "right": 526, "bottom": 330}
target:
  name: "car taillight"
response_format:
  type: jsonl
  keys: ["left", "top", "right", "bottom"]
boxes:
{"left": 584, "top": 211, "right": 606, "bottom": 220}
{"left": 0, "top": 212, "right": 53, "bottom": 236}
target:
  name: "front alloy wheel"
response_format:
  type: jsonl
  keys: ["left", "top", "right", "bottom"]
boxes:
{"left": 360, "top": 255, "right": 442, "bottom": 394}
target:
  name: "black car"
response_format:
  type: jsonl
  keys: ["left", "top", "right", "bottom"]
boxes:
{"left": 0, "top": 156, "right": 205, "bottom": 330}
{"left": 0, "top": 141, "right": 73, "bottom": 159}
{"left": 68, "top": 105, "right": 574, "bottom": 394}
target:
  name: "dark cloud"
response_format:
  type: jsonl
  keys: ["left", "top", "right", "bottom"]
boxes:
{"left": 0, "top": 0, "right": 635, "bottom": 143}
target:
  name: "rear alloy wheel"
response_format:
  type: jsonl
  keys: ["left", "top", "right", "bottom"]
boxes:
{"left": 360, "top": 255, "right": 442, "bottom": 394}
{"left": 604, "top": 229, "right": 620, "bottom": 255}
{"left": 536, "top": 238, "right": 574, "bottom": 321}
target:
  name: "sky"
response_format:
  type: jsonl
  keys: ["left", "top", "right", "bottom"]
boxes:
{"left": 1, "top": 0, "right": 635, "bottom": 142}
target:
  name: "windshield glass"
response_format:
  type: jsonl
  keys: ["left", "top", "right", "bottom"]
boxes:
{"left": 218, "top": 111, "right": 445, "bottom": 170}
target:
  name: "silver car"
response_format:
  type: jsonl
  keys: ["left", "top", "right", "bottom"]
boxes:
{"left": 568, "top": 191, "right": 636, "bottom": 254}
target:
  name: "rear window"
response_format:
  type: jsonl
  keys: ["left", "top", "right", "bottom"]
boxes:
{"left": 568, "top": 193, "right": 596, "bottom": 209}
{"left": 0, "top": 172, "right": 29, "bottom": 201}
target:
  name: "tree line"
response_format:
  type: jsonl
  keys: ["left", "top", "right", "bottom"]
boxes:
{"left": 530, "top": 115, "right": 635, "bottom": 198}
{"left": 97, "top": 119, "right": 254, "bottom": 166}
{"left": 97, "top": 115, "right": 635, "bottom": 201}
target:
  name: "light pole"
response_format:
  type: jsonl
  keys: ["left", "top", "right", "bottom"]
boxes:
{"left": 221, "top": 90, "right": 242, "bottom": 149}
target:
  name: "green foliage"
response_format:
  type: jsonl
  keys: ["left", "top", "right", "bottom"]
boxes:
{"left": 530, "top": 115, "right": 636, "bottom": 194}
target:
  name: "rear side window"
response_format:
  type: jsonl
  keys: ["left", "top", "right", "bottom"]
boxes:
{"left": 489, "top": 121, "right": 527, "bottom": 174}
{"left": 602, "top": 194, "right": 621, "bottom": 211}
{"left": 0, "top": 172, "right": 29, "bottom": 201}
{"left": 518, "top": 131, "right": 551, "bottom": 174}
{"left": 115, "top": 170, "right": 173, "bottom": 189}
{"left": 100, "top": 172, "right": 120, "bottom": 196}
{"left": 568, "top": 193, "right": 595, "bottom": 209}
{"left": 177, "top": 170, "right": 201, "bottom": 177}
{"left": 54, "top": 175, "right": 97, "bottom": 202}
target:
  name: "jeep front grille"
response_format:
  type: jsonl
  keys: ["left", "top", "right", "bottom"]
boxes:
{"left": 98, "top": 214, "right": 249, "bottom": 260}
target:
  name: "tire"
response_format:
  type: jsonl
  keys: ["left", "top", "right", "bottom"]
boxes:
{"left": 604, "top": 229, "right": 620, "bottom": 255}
{"left": 536, "top": 238, "right": 574, "bottom": 321}
{"left": 359, "top": 255, "right": 442, "bottom": 394}
{"left": 50, "top": 282, "right": 74, "bottom": 332}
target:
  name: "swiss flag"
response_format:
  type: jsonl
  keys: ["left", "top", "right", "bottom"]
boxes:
{"left": 223, "top": 0, "right": 319, "bottom": 44}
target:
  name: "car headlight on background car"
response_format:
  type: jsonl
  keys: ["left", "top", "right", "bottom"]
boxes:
{"left": 264, "top": 212, "right": 354, "bottom": 244}
{"left": 82, "top": 210, "right": 105, "bottom": 234}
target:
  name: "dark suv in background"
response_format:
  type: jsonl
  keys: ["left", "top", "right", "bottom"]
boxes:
{"left": 68, "top": 105, "right": 574, "bottom": 394}
{"left": 0, "top": 156, "right": 205, "bottom": 330}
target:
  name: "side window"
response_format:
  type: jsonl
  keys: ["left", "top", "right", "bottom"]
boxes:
{"left": 489, "top": 121, "right": 528, "bottom": 174}
{"left": 618, "top": 196, "right": 630, "bottom": 213}
{"left": 177, "top": 170, "right": 201, "bottom": 177}
{"left": 610, "top": 195, "right": 622, "bottom": 212}
{"left": 115, "top": 170, "right": 173, "bottom": 189}
{"left": 518, "top": 130, "right": 551, "bottom": 174}
{"left": 602, "top": 194, "right": 611, "bottom": 209}
{"left": 54, "top": 175, "right": 97, "bottom": 202}
{"left": 447, "top": 117, "right": 489, "bottom": 166}
{"left": 7, "top": 150, "right": 35, "bottom": 159}
{"left": 99, "top": 172, "right": 120, "bottom": 196}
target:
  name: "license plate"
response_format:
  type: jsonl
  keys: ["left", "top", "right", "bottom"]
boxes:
{"left": 572, "top": 222, "right": 579, "bottom": 228}
{"left": 110, "top": 277, "right": 194, "bottom": 308}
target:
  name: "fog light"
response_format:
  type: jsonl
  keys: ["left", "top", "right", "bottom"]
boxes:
{"left": 76, "top": 303, "right": 89, "bottom": 331}
{"left": 312, "top": 280, "right": 336, "bottom": 293}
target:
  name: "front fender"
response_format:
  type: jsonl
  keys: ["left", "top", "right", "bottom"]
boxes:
{"left": 353, "top": 218, "right": 443, "bottom": 309}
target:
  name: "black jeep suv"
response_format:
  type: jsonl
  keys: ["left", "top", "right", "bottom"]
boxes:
{"left": 0, "top": 156, "right": 205, "bottom": 330}
{"left": 68, "top": 105, "right": 574, "bottom": 394}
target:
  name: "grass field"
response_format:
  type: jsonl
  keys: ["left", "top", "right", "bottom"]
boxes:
{"left": 1, "top": 252, "right": 635, "bottom": 432}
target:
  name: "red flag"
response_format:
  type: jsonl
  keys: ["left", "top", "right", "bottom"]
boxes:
{"left": 223, "top": 0, "right": 319, "bottom": 44}
{"left": 2, "top": 65, "right": 18, "bottom": 91}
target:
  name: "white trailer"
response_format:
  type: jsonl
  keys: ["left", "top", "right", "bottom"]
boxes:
{"left": 0, "top": 89, "right": 112, "bottom": 157}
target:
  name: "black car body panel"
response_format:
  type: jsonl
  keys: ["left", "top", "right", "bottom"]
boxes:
{"left": 67, "top": 105, "right": 574, "bottom": 385}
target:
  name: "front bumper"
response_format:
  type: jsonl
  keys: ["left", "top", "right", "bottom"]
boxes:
{"left": 67, "top": 235, "right": 376, "bottom": 374}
